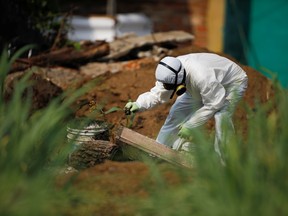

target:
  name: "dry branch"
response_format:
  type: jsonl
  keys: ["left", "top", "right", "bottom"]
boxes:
{"left": 10, "top": 41, "right": 109, "bottom": 72}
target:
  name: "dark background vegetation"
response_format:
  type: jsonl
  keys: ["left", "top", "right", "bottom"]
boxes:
{"left": 0, "top": 0, "right": 63, "bottom": 56}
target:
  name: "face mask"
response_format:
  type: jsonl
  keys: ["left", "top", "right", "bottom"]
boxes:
{"left": 159, "top": 61, "right": 186, "bottom": 99}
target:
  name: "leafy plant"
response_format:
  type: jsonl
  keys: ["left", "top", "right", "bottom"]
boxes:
{"left": 135, "top": 80, "right": 288, "bottom": 216}
{"left": 88, "top": 99, "right": 122, "bottom": 120}
{"left": 0, "top": 47, "right": 95, "bottom": 215}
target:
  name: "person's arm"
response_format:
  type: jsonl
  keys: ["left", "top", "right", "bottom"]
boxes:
{"left": 183, "top": 80, "right": 226, "bottom": 129}
{"left": 135, "top": 81, "right": 172, "bottom": 111}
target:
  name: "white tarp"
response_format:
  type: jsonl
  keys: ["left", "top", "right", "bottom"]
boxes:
{"left": 67, "top": 13, "right": 153, "bottom": 42}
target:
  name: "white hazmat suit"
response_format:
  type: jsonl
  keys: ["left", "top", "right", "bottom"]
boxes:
{"left": 132, "top": 53, "right": 248, "bottom": 156}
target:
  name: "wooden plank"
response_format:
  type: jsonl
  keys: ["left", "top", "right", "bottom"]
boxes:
{"left": 101, "top": 31, "right": 194, "bottom": 60}
{"left": 115, "top": 127, "right": 193, "bottom": 169}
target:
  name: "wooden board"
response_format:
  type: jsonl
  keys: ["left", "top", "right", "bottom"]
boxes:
{"left": 101, "top": 31, "right": 194, "bottom": 60}
{"left": 115, "top": 126, "right": 193, "bottom": 169}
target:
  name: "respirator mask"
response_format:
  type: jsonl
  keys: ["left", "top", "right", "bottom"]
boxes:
{"left": 158, "top": 61, "right": 186, "bottom": 99}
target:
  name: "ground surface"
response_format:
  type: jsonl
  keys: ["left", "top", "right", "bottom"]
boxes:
{"left": 76, "top": 44, "right": 273, "bottom": 138}
{"left": 60, "top": 44, "right": 274, "bottom": 215}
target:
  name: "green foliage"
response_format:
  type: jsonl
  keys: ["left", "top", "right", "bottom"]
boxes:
{"left": 10, "top": 0, "right": 62, "bottom": 38}
{"left": 88, "top": 99, "right": 122, "bottom": 123}
{"left": 0, "top": 0, "right": 69, "bottom": 53}
{"left": 0, "top": 47, "right": 92, "bottom": 215}
{"left": 2, "top": 46, "right": 288, "bottom": 215}
{"left": 66, "top": 41, "right": 83, "bottom": 51}
{"left": 0, "top": 45, "right": 34, "bottom": 98}
{"left": 136, "top": 82, "right": 288, "bottom": 216}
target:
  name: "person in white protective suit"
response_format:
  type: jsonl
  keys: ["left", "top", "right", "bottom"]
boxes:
{"left": 125, "top": 53, "right": 248, "bottom": 157}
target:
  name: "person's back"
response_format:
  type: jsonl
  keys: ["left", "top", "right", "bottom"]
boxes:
{"left": 177, "top": 53, "right": 247, "bottom": 88}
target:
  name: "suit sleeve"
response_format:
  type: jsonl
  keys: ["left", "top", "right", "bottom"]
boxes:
{"left": 135, "top": 81, "right": 172, "bottom": 110}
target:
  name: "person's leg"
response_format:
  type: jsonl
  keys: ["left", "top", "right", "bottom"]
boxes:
{"left": 156, "top": 93, "right": 202, "bottom": 148}
{"left": 214, "top": 104, "right": 234, "bottom": 160}
{"left": 214, "top": 78, "right": 248, "bottom": 160}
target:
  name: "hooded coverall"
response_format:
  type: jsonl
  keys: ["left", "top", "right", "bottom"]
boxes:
{"left": 134, "top": 53, "right": 248, "bottom": 155}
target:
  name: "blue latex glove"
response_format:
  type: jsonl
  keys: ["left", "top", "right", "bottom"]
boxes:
{"left": 124, "top": 102, "right": 140, "bottom": 115}
{"left": 178, "top": 126, "right": 193, "bottom": 141}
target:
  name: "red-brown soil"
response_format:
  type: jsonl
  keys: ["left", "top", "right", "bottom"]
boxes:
{"left": 76, "top": 44, "right": 273, "bottom": 138}
{"left": 60, "top": 44, "right": 274, "bottom": 215}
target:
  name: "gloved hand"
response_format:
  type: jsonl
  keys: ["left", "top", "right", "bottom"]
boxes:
{"left": 178, "top": 126, "right": 193, "bottom": 141}
{"left": 124, "top": 102, "right": 140, "bottom": 115}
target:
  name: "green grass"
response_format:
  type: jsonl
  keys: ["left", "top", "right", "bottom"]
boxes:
{"left": 0, "top": 47, "right": 96, "bottom": 215}
{"left": 1, "top": 46, "right": 288, "bottom": 215}
{"left": 136, "top": 82, "right": 288, "bottom": 216}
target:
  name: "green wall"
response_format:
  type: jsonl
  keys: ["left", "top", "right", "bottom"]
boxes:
{"left": 248, "top": 0, "right": 288, "bottom": 87}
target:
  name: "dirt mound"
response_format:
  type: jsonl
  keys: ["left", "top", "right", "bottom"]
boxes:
{"left": 59, "top": 44, "right": 274, "bottom": 214}
{"left": 76, "top": 44, "right": 274, "bottom": 139}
